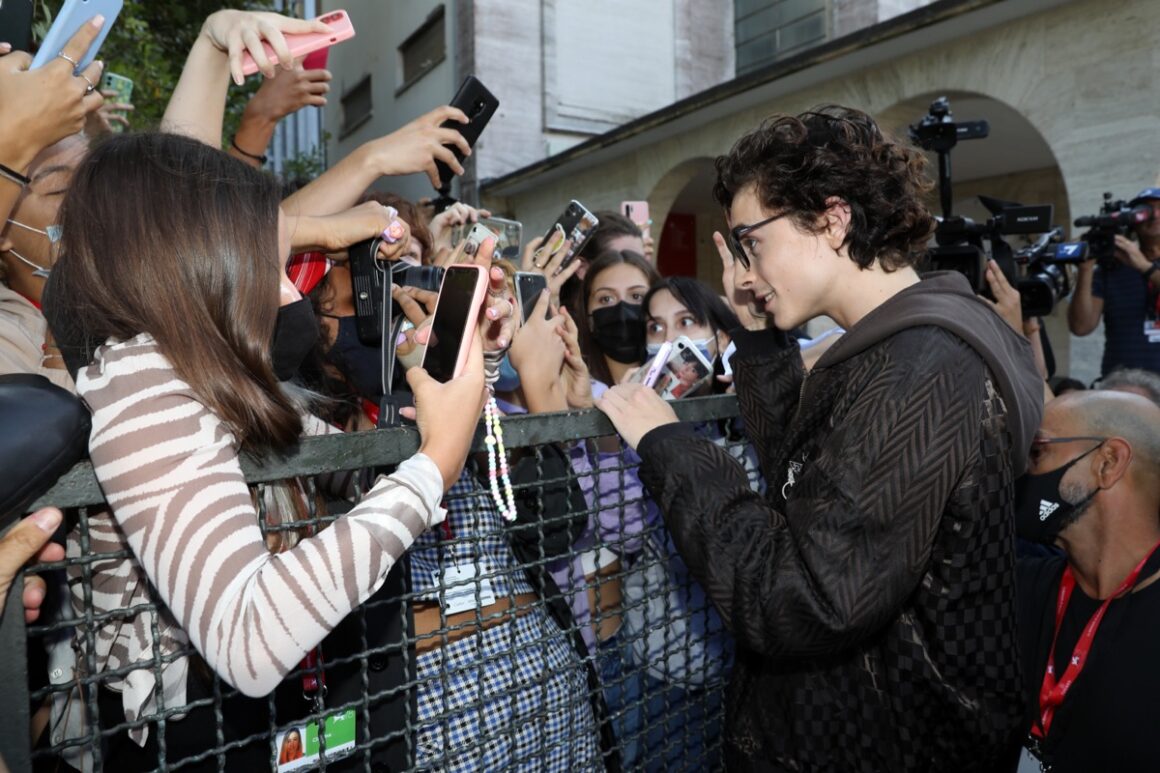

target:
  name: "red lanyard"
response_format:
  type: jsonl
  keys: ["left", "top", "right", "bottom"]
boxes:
{"left": 1032, "top": 539, "right": 1160, "bottom": 739}
{"left": 300, "top": 646, "right": 326, "bottom": 696}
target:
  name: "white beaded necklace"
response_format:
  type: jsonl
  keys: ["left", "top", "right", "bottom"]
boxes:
{"left": 484, "top": 395, "right": 518, "bottom": 522}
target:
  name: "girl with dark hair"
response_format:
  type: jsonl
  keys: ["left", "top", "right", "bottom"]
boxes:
{"left": 621, "top": 276, "right": 756, "bottom": 771}
{"left": 598, "top": 105, "right": 1045, "bottom": 771}
{"left": 643, "top": 276, "right": 741, "bottom": 396}
{"left": 576, "top": 249, "right": 660, "bottom": 388}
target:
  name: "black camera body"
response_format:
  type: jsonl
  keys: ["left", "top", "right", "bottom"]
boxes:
{"left": 1013, "top": 228, "right": 1089, "bottom": 317}
{"left": 393, "top": 264, "right": 445, "bottom": 294}
{"left": 924, "top": 196, "right": 1053, "bottom": 299}
{"left": 1073, "top": 192, "right": 1154, "bottom": 268}
{"left": 910, "top": 97, "right": 1075, "bottom": 318}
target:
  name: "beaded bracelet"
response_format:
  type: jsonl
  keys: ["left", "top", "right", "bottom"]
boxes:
{"left": 483, "top": 396, "right": 517, "bottom": 522}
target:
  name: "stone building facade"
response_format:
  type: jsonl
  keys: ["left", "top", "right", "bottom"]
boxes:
{"left": 478, "top": 0, "right": 1160, "bottom": 381}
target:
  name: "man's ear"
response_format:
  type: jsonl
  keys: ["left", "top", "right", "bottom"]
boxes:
{"left": 1095, "top": 437, "right": 1133, "bottom": 489}
{"left": 821, "top": 196, "right": 852, "bottom": 252}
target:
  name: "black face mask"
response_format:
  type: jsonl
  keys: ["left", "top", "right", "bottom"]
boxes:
{"left": 590, "top": 302, "right": 645, "bottom": 364}
{"left": 1013, "top": 444, "right": 1102, "bottom": 544}
{"left": 271, "top": 299, "right": 319, "bottom": 382}
{"left": 324, "top": 315, "right": 386, "bottom": 399}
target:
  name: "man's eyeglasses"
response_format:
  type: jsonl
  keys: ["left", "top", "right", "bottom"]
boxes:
{"left": 1028, "top": 435, "right": 1107, "bottom": 464}
{"left": 727, "top": 213, "right": 783, "bottom": 271}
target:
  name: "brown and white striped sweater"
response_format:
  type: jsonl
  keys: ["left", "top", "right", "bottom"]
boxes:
{"left": 72, "top": 333, "right": 445, "bottom": 737}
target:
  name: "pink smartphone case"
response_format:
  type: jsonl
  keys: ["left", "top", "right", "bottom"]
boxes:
{"left": 240, "top": 10, "right": 354, "bottom": 77}
{"left": 425, "top": 264, "right": 488, "bottom": 381}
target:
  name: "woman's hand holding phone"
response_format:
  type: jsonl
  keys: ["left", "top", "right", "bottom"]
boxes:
{"left": 367, "top": 105, "right": 472, "bottom": 190}
{"left": 200, "top": 10, "right": 332, "bottom": 86}
{"left": 520, "top": 233, "right": 579, "bottom": 307}
{"left": 0, "top": 19, "right": 106, "bottom": 171}
{"left": 246, "top": 61, "right": 331, "bottom": 121}
{"left": 86, "top": 87, "right": 134, "bottom": 137}
{"left": 557, "top": 307, "right": 594, "bottom": 409}
{"left": 447, "top": 234, "right": 516, "bottom": 352}
{"left": 429, "top": 202, "right": 491, "bottom": 251}
{"left": 406, "top": 331, "right": 487, "bottom": 492}
{"left": 288, "top": 203, "right": 412, "bottom": 259}
{"left": 508, "top": 291, "right": 568, "bottom": 412}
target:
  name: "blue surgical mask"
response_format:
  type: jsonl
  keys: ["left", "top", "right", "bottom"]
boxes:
{"left": 493, "top": 353, "right": 521, "bottom": 393}
{"left": 690, "top": 336, "right": 717, "bottom": 363}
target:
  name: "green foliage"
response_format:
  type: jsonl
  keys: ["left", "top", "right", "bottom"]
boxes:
{"left": 37, "top": 0, "right": 274, "bottom": 142}
{"left": 280, "top": 130, "right": 330, "bottom": 184}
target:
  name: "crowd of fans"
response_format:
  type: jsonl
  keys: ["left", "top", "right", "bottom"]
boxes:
{"left": 2, "top": 8, "right": 1159, "bottom": 773}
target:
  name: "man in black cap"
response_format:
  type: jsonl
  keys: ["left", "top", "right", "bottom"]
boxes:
{"left": 1016, "top": 389, "right": 1160, "bottom": 771}
{"left": 1069, "top": 187, "right": 1160, "bottom": 376}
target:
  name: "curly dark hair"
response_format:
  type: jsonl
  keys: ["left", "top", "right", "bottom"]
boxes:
{"left": 713, "top": 105, "right": 934, "bottom": 271}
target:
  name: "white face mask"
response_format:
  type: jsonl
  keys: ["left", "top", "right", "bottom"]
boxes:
{"left": 4, "top": 219, "right": 61, "bottom": 278}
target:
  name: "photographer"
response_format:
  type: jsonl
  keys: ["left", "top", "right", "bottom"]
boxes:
{"left": 1069, "top": 188, "right": 1160, "bottom": 375}
{"left": 596, "top": 106, "right": 1044, "bottom": 772}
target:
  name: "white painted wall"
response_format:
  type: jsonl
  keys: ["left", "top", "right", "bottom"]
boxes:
{"left": 322, "top": 1, "right": 458, "bottom": 204}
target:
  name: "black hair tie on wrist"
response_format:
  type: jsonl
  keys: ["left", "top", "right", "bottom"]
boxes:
{"left": 230, "top": 138, "right": 268, "bottom": 165}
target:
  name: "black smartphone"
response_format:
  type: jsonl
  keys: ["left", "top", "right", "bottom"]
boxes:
{"left": 422, "top": 265, "right": 487, "bottom": 383}
{"left": 0, "top": 0, "right": 35, "bottom": 52}
{"left": 538, "top": 200, "right": 599, "bottom": 271}
{"left": 435, "top": 75, "right": 499, "bottom": 194}
{"left": 515, "top": 271, "right": 549, "bottom": 323}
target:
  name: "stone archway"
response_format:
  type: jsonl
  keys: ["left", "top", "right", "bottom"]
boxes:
{"left": 878, "top": 90, "right": 1071, "bottom": 228}
{"left": 879, "top": 90, "right": 1093, "bottom": 380}
{"left": 647, "top": 157, "right": 728, "bottom": 287}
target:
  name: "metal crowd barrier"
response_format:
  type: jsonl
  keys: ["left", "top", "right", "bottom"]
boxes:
{"left": 2, "top": 395, "right": 748, "bottom": 772}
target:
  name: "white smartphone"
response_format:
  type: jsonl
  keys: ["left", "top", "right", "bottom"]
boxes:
{"left": 458, "top": 222, "right": 497, "bottom": 261}
{"left": 652, "top": 336, "right": 714, "bottom": 400}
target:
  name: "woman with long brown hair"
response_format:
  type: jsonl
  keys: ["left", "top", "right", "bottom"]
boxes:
{"left": 43, "top": 130, "right": 486, "bottom": 769}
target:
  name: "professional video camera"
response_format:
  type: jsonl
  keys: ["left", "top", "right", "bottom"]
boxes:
{"left": 349, "top": 237, "right": 445, "bottom": 346}
{"left": 1072, "top": 192, "right": 1154, "bottom": 268}
{"left": 908, "top": 97, "right": 1082, "bottom": 317}
{"left": 1013, "top": 228, "right": 1089, "bottom": 317}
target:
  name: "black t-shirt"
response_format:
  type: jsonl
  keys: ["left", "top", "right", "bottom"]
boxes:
{"left": 1017, "top": 555, "right": 1160, "bottom": 771}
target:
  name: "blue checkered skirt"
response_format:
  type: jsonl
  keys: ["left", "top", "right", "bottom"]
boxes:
{"left": 413, "top": 607, "right": 601, "bottom": 771}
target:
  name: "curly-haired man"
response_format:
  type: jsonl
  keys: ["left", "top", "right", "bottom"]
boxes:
{"left": 597, "top": 106, "right": 1044, "bottom": 771}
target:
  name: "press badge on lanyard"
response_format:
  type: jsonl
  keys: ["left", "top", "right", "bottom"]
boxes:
{"left": 437, "top": 561, "right": 497, "bottom": 615}
{"left": 436, "top": 519, "right": 497, "bottom": 615}
{"left": 274, "top": 711, "right": 357, "bottom": 772}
